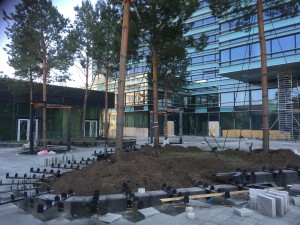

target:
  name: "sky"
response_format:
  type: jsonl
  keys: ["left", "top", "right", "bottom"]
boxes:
{"left": 0, "top": 0, "right": 98, "bottom": 87}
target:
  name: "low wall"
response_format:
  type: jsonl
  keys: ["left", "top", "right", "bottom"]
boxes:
{"left": 222, "top": 129, "right": 291, "bottom": 140}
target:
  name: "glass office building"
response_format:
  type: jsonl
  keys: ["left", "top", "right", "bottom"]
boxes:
{"left": 95, "top": 1, "right": 300, "bottom": 140}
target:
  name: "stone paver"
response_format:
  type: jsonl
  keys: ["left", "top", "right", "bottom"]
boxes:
{"left": 98, "top": 213, "right": 122, "bottom": 223}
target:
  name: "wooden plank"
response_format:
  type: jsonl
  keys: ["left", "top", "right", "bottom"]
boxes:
{"left": 160, "top": 187, "right": 285, "bottom": 203}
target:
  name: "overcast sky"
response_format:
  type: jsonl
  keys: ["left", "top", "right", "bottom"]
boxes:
{"left": 0, "top": 0, "right": 98, "bottom": 87}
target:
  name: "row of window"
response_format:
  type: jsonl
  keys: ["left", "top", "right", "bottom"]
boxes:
{"left": 220, "top": 6, "right": 299, "bottom": 32}
{"left": 191, "top": 53, "right": 219, "bottom": 64}
{"left": 220, "top": 24, "right": 300, "bottom": 47}
{"left": 182, "top": 87, "right": 300, "bottom": 109}
{"left": 220, "top": 34, "right": 300, "bottom": 65}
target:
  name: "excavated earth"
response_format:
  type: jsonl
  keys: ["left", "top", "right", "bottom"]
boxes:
{"left": 44, "top": 145, "right": 300, "bottom": 196}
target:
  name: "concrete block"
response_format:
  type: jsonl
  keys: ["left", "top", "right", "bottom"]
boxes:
{"left": 185, "top": 207, "right": 193, "bottom": 212}
{"left": 176, "top": 187, "right": 205, "bottom": 195}
{"left": 234, "top": 208, "right": 253, "bottom": 217}
{"left": 274, "top": 170, "right": 298, "bottom": 187}
{"left": 292, "top": 196, "right": 300, "bottom": 206}
{"left": 138, "top": 207, "right": 160, "bottom": 218}
{"left": 98, "top": 213, "right": 122, "bottom": 223}
{"left": 265, "top": 193, "right": 285, "bottom": 216}
{"left": 257, "top": 194, "right": 276, "bottom": 218}
{"left": 135, "top": 192, "right": 151, "bottom": 209}
{"left": 187, "top": 212, "right": 195, "bottom": 220}
{"left": 250, "top": 171, "right": 273, "bottom": 183}
{"left": 268, "top": 190, "right": 289, "bottom": 212}
{"left": 148, "top": 190, "right": 168, "bottom": 206}
{"left": 101, "top": 194, "right": 127, "bottom": 213}
{"left": 214, "top": 184, "right": 238, "bottom": 192}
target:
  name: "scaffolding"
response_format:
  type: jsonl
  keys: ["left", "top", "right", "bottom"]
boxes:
{"left": 277, "top": 72, "right": 300, "bottom": 140}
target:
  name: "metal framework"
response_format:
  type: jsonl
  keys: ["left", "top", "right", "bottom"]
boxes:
{"left": 277, "top": 72, "right": 300, "bottom": 140}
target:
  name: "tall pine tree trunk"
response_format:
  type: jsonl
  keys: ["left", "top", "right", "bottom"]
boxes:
{"left": 257, "top": 0, "right": 269, "bottom": 152}
{"left": 115, "top": 0, "right": 131, "bottom": 160}
{"left": 153, "top": 49, "right": 159, "bottom": 148}
{"left": 164, "top": 89, "right": 168, "bottom": 140}
{"left": 42, "top": 37, "right": 47, "bottom": 150}
{"left": 82, "top": 58, "right": 89, "bottom": 137}
{"left": 29, "top": 68, "right": 34, "bottom": 154}
{"left": 104, "top": 60, "right": 109, "bottom": 139}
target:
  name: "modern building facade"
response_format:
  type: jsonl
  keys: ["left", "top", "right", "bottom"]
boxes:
{"left": 95, "top": 1, "right": 300, "bottom": 140}
{"left": 0, "top": 78, "right": 114, "bottom": 142}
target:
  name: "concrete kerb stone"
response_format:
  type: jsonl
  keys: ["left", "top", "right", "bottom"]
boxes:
{"left": 257, "top": 194, "right": 276, "bottom": 218}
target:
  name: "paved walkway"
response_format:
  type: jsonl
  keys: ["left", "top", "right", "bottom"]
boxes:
{"left": 0, "top": 136, "right": 299, "bottom": 224}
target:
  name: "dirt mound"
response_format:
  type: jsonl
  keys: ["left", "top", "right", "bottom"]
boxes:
{"left": 44, "top": 145, "right": 300, "bottom": 196}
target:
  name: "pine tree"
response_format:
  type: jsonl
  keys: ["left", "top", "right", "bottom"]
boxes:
{"left": 4, "top": 0, "right": 74, "bottom": 150}
{"left": 70, "top": 0, "right": 99, "bottom": 137}
{"left": 134, "top": 0, "right": 207, "bottom": 148}
{"left": 207, "top": 0, "right": 299, "bottom": 152}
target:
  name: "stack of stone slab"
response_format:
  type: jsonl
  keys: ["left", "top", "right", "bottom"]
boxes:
{"left": 249, "top": 188, "right": 289, "bottom": 218}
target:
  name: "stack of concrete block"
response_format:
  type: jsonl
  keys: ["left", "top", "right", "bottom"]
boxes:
{"left": 249, "top": 188, "right": 289, "bottom": 218}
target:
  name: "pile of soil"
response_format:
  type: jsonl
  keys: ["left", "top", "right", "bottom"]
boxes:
{"left": 45, "top": 145, "right": 300, "bottom": 196}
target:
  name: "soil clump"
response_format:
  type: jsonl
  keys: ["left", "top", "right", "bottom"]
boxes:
{"left": 45, "top": 145, "right": 300, "bottom": 196}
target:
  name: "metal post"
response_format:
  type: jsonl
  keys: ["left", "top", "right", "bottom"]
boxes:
{"left": 179, "top": 110, "right": 183, "bottom": 144}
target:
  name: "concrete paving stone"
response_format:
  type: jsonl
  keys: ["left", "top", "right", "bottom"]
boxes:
{"left": 219, "top": 218, "right": 242, "bottom": 225}
{"left": 135, "top": 212, "right": 172, "bottom": 225}
{"left": 239, "top": 221, "right": 255, "bottom": 225}
{"left": 242, "top": 216, "right": 261, "bottom": 224}
{"left": 292, "top": 220, "right": 300, "bottom": 225}
{"left": 292, "top": 196, "right": 300, "bottom": 206}
{"left": 234, "top": 208, "right": 253, "bottom": 217}
{"left": 265, "top": 193, "right": 285, "bottom": 216}
{"left": 1, "top": 210, "right": 46, "bottom": 225}
{"left": 138, "top": 207, "right": 160, "bottom": 218}
{"left": 249, "top": 188, "right": 267, "bottom": 198}
{"left": 109, "top": 218, "right": 134, "bottom": 225}
{"left": 257, "top": 194, "right": 276, "bottom": 218}
{"left": 98, "top": 213, "right": 122, "bottom": 223}
{"left": 45, "top": 217, "right": 70, "bottom": 225}
{"left": 196, "top": 213, "right": 214, "bottom": 221}
{"left": 209, "top": 217, "right": 224, "bottom": 224}
{"left": 202, "top": 221, "right": 218, "bottom": 225}
{"left": 268, "top": 190, "right": 289, "bottom": 212}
